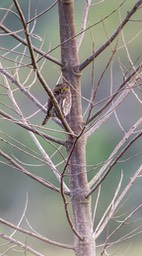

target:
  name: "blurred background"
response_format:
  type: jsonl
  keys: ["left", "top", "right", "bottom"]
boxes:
{"left": 0, "top": 0, "right": 142, "bottom": 255}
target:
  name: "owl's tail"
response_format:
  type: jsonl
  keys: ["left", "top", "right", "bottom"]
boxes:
{"left": 42, "top": 115, "right": 50, "bottom": 125}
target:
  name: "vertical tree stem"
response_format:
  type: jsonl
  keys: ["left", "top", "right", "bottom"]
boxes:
{"left": 58, "top": 1, "right": 96, "bottom": 255}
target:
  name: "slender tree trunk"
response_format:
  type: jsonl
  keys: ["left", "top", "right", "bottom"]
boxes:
{"left": 58, "top": 1, "right": 96, "bottom": 255}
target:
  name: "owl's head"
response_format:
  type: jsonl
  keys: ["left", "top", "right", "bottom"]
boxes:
{"left": 55, "top": 83, "right": 70, "bottom": 94}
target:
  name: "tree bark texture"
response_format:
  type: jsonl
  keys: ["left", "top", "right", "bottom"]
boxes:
{"left": 58, "top": 1, "right": 96, "bottom": 255}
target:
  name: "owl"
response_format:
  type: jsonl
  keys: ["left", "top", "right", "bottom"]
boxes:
{"left": 42, "top": 83, "right": 72, "bottom": 125}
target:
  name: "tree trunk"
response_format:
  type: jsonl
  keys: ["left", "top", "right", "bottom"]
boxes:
{"left": 58, "top": 1, "right": 96, "bottom": 255}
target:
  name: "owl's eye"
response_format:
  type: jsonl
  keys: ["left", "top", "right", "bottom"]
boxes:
{"left": 63, "top": 87, "right": 68, "bottom": 91}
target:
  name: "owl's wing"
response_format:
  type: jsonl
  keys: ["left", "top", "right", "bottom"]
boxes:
{"left": 47, "top": 97, "right": 53, "bottom": 112}
{"left": 42, "top": 85, "right": 63, "bottom": 125}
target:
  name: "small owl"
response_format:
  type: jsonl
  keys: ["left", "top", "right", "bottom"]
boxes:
{"left": 42, "top": 83, "right": 72, "bottom": 125}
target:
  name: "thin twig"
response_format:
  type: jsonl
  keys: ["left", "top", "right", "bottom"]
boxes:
{"left": 0, "top": 218, "right": 73, "bottom": 250}
{"left": 86, "top": 69, "right": 142, "bottom": 137}
{"left": 77, "top": 0, "right": 92, "bottom": 50}
{"left": 89, "top": 116, "right": 142, "bottom": 189}
{"left": 0, "top": 109, "right": 65, "bottom": 145}
{"left": 106, "top": 204, "right": 142, "bottom": 243}
{"left": 13, "top": 0, "right": 74, "bottom": 136}
{"left": 86, "top": 62, "right": 142, "bottom": 126}
{"left": 79, "top": 0, "right": 142, "bottom": 71}
{"left": 85, "top": 39, "right": 118, "bottom": 124}
{"left": 88, "top": 131, "right": 142, "bottom": 197}
{"left": 0, "top": 22, "right": 61, "bottom": 66}
{"left": 0, "top": 64, "right": 46, "bottom": 114}
{"left": 60, "top": 124, "right": 88, "bottom": 241}
{"left": 0, "top": 149, "right": 62, "bottom": 194}
{"left": 27, "top": 0, "right": 59, "bottom": 24}
{"left": 60, "top": 135, "right": 85, "bottom": 241}
{"left": 0, "top": 233, "right": 44, "bottom": 256}
{"left": 94, "top": 172, "right": 124, "bottom": 238}
{"left": 37, "top": 0, "right": 126, "bottom": 64}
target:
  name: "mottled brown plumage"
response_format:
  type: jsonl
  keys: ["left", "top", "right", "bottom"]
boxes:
{"left": 42, "top": 83, "right": 72, "bottom": 125}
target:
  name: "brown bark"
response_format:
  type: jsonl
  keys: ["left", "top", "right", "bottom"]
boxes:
{"left": 58, "top": 1, "right": 95, "bottom": 255}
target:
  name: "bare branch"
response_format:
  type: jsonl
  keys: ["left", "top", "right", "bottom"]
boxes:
{"left": 93, "top": 182, "right": 101, "bottom": 224}
{"left": 94, "top": 177, "right": 142, "bottom": 240}
{"left": 106, "top": 204, "right": 142, "bottom": 243}
{"left": 77, "top": 0, "right": 92, "bottom": 50}
{"left": 0, "top": 109, "right": 65, "bottom": 145}
{"left": 0, "top": 64, "right": 46, "bottom": 113}
{"left": 30, "top": 132, "right": 69, "bottom": 193}
{"left": 94, "top": 172, "right": 124, "bottom": 238}
{"left": 27, "top": 0, "right": 59, "bottom": 24}
{"left": 37, "top": 0, "right": 127, "bottom": 65}
{"left": 79, "top": 0, "right": 142, "bottom": 71}
{"left": 86, "top": 63, "right": 142, "bottom": 125}
{"left": 0, "top": 1, "right": 141, "bottom": 255}
{"left": 88, "top": 130, "right": 142, "bottom": 196}
{"left": 0, "top": 218, "right": 73, "bottom": 250}
{"left": 1, "top": 62, "right": 68, "bottom": 188}
{"left": 60, "top": 136, "right": 84, "bottom": 241}
{"left": 0, "top": 149, "right": 62, "bottom": 194}
{"left": 12, "top": 0, "right": 74, "bottom": 135}
{"left": 10, "top": 193, "right": 28, "bottom": 238}
{"left": 89, "top": 116, "right": 142, "bottom": 190}
{"left": 84, "top": 39, "right": 118, "bottom": 124}
{"left": 0, "top": 65, "right": 74, "bottom": 139}
{"left": 86, "top": 70, "right": 142, "bottom": 137}
{"left": 0, "top": 233, "right": 44, "bottom": 256}
{"left": 0, "top": 20, "right": 61, "bottom": 67}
